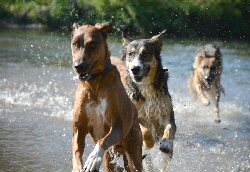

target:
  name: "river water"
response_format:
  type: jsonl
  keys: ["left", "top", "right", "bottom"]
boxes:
{"left": 0, "top": 28, "right": 249, "bottom": 172}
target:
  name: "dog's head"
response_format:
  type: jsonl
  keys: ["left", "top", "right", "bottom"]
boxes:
{"left": 194, "top": 44, "right": 222, "bottom": 86}
{"left": 122, "top": 30, "right": 166, "bottom": 83}
{"left": 71, "top": 22, "right": 112, "bottom": 81}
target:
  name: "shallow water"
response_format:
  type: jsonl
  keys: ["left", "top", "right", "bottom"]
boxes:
{"left": 0, "top": 28, "right": 249, "bottom": 172}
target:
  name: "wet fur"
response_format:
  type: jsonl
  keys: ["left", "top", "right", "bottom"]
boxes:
{"left": 188, "top": 44, "right": 224, "bottom": 123}
{"left": 71, "top": 22, "right": 142, "bottom": 172}
{"left": 117, "top": 30, "right": 176, "bottom": 171}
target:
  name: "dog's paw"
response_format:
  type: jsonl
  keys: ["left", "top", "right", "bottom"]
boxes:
{"left": 214, "top": 119, "right": 221, "bottom": 123}
{"left": 202, "top": 98, "right": 210, "bottom": 106}
{"left": 159, "top": 138, "right": 173, "bottom": 158}
{"left": 83, "top": 144, "right": 104, "bottom": 172}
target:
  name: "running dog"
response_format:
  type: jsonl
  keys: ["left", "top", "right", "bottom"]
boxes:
{"left": 71, "top": 22, "right": 142, "bottom": 172}
{"left": 188, "top": 44, "right": 224, "bottom": 123}
{"left": 120, "top": 30, "right": 176, "bottom": 171}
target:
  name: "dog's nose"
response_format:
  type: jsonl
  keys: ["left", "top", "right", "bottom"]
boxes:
{"left": 74, "top": 61, "right": 85, "bottom": 70}
{"left": 131, "top": 66, "right": 142, "bottom": 75}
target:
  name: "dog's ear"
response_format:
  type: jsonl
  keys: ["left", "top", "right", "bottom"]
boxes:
{"left": 214, "top": 47, "right": 222, "bottom": 58}
{"left": 151, "top": 29, "right": 167, "bottom": 48}
{"left": 196, "top": 46, "right": 206, "bottom": 59}
{"left": 193, "top": 46, "right": 206, "bottom": 68}
{"left": 72, "top": 23, "right": 80, "bottom": 30}
{"left": 121, "top": 31, "right": 133, "bottom": 61}
{"left": 122, "top": 31, "right": 133, "bottom": 47}
{"left": 95, "top": 22, "right": 112, "bottom": 34}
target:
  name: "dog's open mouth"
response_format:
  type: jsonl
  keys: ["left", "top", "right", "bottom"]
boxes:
{"left": 133, "top": 75, "right": 144, "bottom": 82}
{"left": 78, "top": 72, "right": 91, "bottom": 81}
{"left": 73, "top": 61, "right": 97, "bottom": 81}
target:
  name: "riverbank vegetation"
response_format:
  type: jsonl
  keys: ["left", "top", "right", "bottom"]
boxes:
{"left": 1, "top": 0, "right": 249, "bottom": 39}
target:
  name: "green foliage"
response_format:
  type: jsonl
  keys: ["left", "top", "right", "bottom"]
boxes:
{"left": 0, "top": 0, "right": 249, "bottom": 39}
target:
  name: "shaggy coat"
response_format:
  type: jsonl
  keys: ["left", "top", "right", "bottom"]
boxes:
{"left": 116, "top": 30, "right": 176, "bottom": 171}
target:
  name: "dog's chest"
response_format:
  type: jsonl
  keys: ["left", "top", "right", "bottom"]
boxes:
{"left": 85, "top": 98, "right": 107, "bottom": 140}
{"left": 138, "top": 97, "right": 168, "bottom": 122}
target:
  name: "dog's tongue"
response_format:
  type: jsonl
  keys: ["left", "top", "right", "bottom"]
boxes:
{"left": 73, "top": 75, "right": 79, "bottom": 80}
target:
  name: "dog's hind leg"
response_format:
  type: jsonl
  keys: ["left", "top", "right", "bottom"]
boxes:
{"left": 103, "top": 147, "right": 120, "bottom": 172}
{"left": 123, "top": 123, "right": 142, "bottom": 172}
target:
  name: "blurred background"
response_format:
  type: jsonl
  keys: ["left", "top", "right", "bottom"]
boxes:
{"left": 0, "top": 0, "right": 249, "bottom": 39}
{"left": 0, "top": 1, "right": 249, "bottom": 172}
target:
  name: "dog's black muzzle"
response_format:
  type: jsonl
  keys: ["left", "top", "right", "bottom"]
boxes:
{"left": 131, "top": 66, "right": 144, "bottom": 82}
{"left": 205, "top": 74, "right": 215, "bottom": 86}
{"left": 131, "top": 66, "right": 142, "bottom": 76}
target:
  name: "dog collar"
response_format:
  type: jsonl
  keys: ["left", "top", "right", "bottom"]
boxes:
{"left": 88, "top": 59, "right": 111, "bottom": 81}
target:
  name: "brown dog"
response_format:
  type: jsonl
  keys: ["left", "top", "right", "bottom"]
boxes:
{"left": 70, "top": 22, "right": 142, "bottom": 172}
{"left": 188, "top": 44, "right": 225, "bottom": 123}
{"left": 117, "top": 30, "right": 176, "bottom": 171}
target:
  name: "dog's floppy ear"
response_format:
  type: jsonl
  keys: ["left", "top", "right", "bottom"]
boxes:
{"left": 95, "top": 22, "right": 112, "bottom": 34}
{"left": 151, "top": 29, "right": 167, "bottom": 48}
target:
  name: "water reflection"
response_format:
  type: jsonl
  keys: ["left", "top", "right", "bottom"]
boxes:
{"left": 0, "top": 28, "right": 249, "bottom": 172}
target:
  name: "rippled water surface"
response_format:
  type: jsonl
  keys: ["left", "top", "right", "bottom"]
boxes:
{"left": 0, "top": 28, "right": 249, "bottom": 172}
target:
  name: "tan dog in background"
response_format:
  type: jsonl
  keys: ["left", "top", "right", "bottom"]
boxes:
{"left": 71, "top": 22, "right": 142, "bottom": 172}
{"left": 188, "top": 44, "right": 225, "bottom": 123}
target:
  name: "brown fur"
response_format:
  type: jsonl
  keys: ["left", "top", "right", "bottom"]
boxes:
{"left": 188, "top": 44, "right": 224, "bottom": 123}
{"left": 71, "top": 22, "right": 142, "bottom": 172}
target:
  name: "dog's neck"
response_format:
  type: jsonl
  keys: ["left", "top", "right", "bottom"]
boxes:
{"left": 88, "top": 59, "right": 111, "bottom": 81}
{"left": 127, "top": 69, "right": 169, "bottom": 102}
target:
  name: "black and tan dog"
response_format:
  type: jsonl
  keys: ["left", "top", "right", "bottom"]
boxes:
{"left": 71, "top": 22, "right": 142, "bottom": 172}
{"left": 119, "top": 30, "right": 176, "bottom": 171}
{"left": 188, "top": 44, "right": 225, "bottom": 123}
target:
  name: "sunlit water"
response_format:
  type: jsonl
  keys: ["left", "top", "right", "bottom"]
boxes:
{"left": 0, "top": 28, "right": 249, "bottom": 172}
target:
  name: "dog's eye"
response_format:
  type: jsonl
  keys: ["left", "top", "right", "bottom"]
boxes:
{"left": 210, "top": 66, "right": 216, "bottom": 70}
{"left": 203, "top": 66, "right": 209, "bottom": 69}
{"left": 142, "top": 51, "right": 149, "bottom": 57}
{"left": 89, "top": 43, "right": 97, "bottom": 49}
{"left": 72, "top": 42, "right": 79, "bottom": 49}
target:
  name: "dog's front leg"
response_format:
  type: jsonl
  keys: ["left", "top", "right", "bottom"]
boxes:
{"left": 158, "top": 113, "right": 176, "bottom": 172}
{"left": 72, "top": 118, "right": 88, "bottom": 172}
{"left": 83, "top": 127, "right": 123, "bottom": 172}
{"left": 72, "top": 93, "right": 89, "bottom": 172}
{"left": 160, "top": 111, "right": 176, "bottom": 158}
{"left": 140, "top": 124, "right": 155, "bottom": 149}
{"left": 214, "top": 90, "right": 221, "bottom": 123}
{"left": 196, "top": 84, "right": 210, "bottom": 105}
